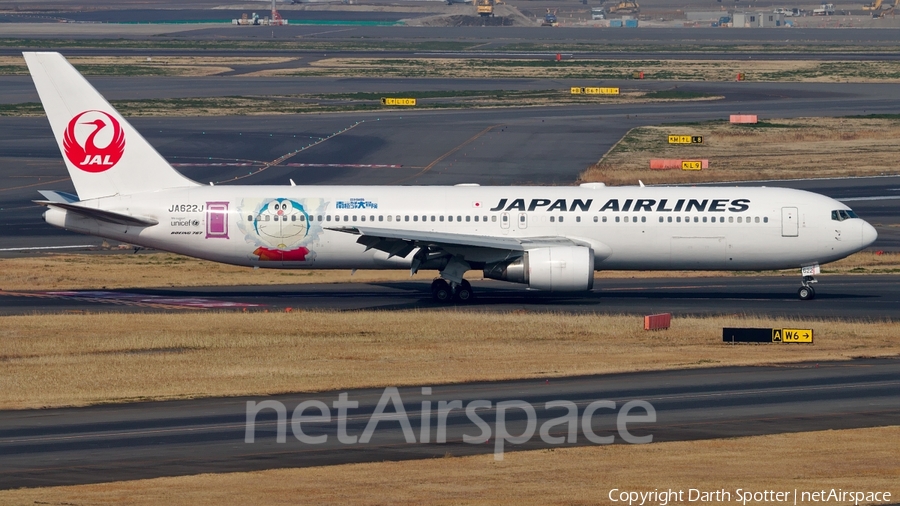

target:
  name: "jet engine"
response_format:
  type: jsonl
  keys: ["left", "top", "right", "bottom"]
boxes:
{"left": 483, "top": 246, "right": 594, "bottom": 291}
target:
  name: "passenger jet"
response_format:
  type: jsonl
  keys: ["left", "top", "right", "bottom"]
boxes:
{"left": 24, "top": 52, "right": 877, "bottom": 302}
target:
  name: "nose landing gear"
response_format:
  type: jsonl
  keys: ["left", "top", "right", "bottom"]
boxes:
{"left": 431, "top": 278, "right": 474, "bottom": 303}
{"left": 798, "top": 264, "right": 820, "bottom": 300}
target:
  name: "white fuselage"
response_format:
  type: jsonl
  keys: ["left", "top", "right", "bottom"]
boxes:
{"left": 45, "top": 184, "right": 875, "bottom": 272}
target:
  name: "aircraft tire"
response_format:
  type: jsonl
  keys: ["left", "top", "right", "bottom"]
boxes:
{"left": 432, "top": 279, "right": 453, "bottom": 303}
{"left": 454, "top": 280, "right": 474, "bottom": 303}
{"left": 798, "top": 286, "right": 815, "bottom": 300}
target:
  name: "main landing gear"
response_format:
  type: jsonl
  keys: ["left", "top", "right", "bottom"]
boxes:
{"left": 797, "top": 264, "right": 820, "bottom": 300}
{"left": 431, "top": 278, "right": 474, "bottom": 303}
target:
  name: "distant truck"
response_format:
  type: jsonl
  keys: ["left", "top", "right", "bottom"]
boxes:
{"left": 542, "top": 9, "right": 559, "bottom": 26}
{"left": 591, "top": 7, "right": 606, "bottom": 19}
{"left": 813, "top": 3, "right": 835, "bottom": 14}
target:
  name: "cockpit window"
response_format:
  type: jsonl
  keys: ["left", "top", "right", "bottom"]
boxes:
{"left": 831, "top": 209, "right": 858, "bottom": 221}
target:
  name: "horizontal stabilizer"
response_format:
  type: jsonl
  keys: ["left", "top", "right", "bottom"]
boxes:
{"left": 37, "top": 190, "right": 80, "bottom": 203}
{"left": 34, "top": 201, "right": 158, "bottom": 227}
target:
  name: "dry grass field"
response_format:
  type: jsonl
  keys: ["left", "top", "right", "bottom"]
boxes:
{"left": 581, "top": 117, "right": 900, "bottom": 186}
{"left": 1, "top": 250, "right": 897, "bottom": 292}
{"left": 1, "top": 311, "right": 898, "bottom": 410}
{"left": 2, "top": 425, "right": 897, "bottom": 505}
{"left": 0, "top": 55, "right": 295, "bottom": 77}
{"left": 255, "top": 58, "right": 900, "bottom": 82}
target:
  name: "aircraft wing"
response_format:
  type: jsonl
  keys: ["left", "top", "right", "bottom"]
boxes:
{"left": 328, "top": 225, "right": 580, "bottom": 258}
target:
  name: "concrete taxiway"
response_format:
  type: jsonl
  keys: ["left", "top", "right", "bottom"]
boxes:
{"left": 1, "top": 275, "right": 898, "bottom": 318}
{"left": 1, "top": 357, "right": 897, "bottom": 488}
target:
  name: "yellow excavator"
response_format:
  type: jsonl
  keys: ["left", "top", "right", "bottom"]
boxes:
{"left": 607, "top": 1, "right": 640, "bottom": 14}
{"left": 865, "top": 0, "right": 898, "bottom": 16}
{"left": 475, "top": 0, "right": 494, "bottom": 17}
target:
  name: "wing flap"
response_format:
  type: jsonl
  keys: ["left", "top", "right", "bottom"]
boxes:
{"left": 328, "top": 226, "right": 578, "bottom": 254}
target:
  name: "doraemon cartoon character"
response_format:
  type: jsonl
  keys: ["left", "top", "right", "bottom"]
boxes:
{"left": 239, "top": 197, "right": 322, "bottom": 262}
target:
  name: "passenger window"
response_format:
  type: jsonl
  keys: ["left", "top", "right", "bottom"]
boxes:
{"left": 755, "top": 217, "right": 760, "bottom": 223}
{"left": 559, "top": 216, "right": 564, "bottom": 223}
{"left": 641, "top": 216, "right": 646, "bottom": 223}
{"left": 352, "top": 215, "right": 357, "bottom": 222}
{"left": 633, "top": 216, "right": 638, "bottom": 223}
{"left": 729, "top": 217, "right": 734, "bottom": 223}
{"left": 432, "top": 216, "right": 436, "bottom": 222}
{"left": 492, "top": 216, "right": 497, "bottom": 222}
{"left": 466, "top": 216, "right": 471, "bottom": 222}
{"left": 475, "top": 216, "right": 479, "bottom": 222}
{"left": 550, "top": 216, "right": 555, "bottom": 223}
{"left": 594, "top": 216, "right": 599, "bottom": 223}
{"left": 576, "top": 216, "right": 581, "bottom": 223}
{"left": 603, "top": 216, "right": 608, "bottom": 223}
{"left": 247, "top": 215, "right": 253, "bottom": 222}
{"left": 396, "top": 216, "right": 400, "bottom": 222}
{"left": 667, "top": 216, "right": 672, "bottom": 223}
{"left": 693, "top": 217, "right": 698, "bottom": 223}
{"left": 720, "top": 217, "right": 725, "bottom": 223}
{"left": 615, "top": 216, "right": 620, "bottom": 223}
{"left": 326, "top": 215, "right": 332, "bottom": 222}
{"left": 387, "top": 216, "right": 392, "bottom": 222}
{"left": 624, "top": 216, "right": 629, "bottom": 223}
{"left": 659, "top": 216, "right": 664, "bottom": 223}
{"left": 413, "top": 216, "right": 418, "bottom": 222}
{"left": 737, "top": 217, "right": 742, "bottom": 223}
{"left": 676, "top": 217, "right": 681, "bottom": 223}
{"left": 457, "top": 216, "right": 462, "bottom": 222}
{"left": 764, "top": 217, "right": 768, "bottom": 223}
{"left": 440, "top": 216, "right": 444, "bottom": 222}
{"left": 361, "top": 216, "right": 365, "bottom": 222}
{"left": 702, "top": 216, "right": 707, "bottom": 223}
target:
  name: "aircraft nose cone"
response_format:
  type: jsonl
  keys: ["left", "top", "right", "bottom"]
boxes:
{"left": 861, "top": 221, "right": 878, "bottom": 248}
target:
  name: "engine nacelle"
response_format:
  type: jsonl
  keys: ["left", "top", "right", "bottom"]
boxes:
{"left": 483, "top": 246, "right": 594, "bottom": 291}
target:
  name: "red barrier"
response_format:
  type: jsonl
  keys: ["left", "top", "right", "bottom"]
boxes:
{"left": 730, "top": 114, "right": 758, "bottom": 124}
{"left": 644, "top": 313, "right": 672, "bottom": 330}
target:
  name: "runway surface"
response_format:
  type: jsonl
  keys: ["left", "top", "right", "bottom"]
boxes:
{"left": 1, "top": 357, "right": 897, "bottom": 488}
{"left": 1, "top": 275, "right": 898, "bottom": 318}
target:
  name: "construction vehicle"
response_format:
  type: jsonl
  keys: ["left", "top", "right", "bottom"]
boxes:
{"left": 868, "top": 0, "right": 898, "bottom": 15}
{"left": 607, "top": 1, "right": 640, "bottom": 14}
{"left": 541, "top": 8, "right": 559, "bottom": 26}
{"left": 812, "top": 3, "right": 835, "bottom": 14}
{"left": 475, "top": 0, "right": 494, "bottom": 17}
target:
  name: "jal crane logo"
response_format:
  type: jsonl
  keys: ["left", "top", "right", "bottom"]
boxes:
{"left": 63, "top": 110, "right": 126, "bottom": 173}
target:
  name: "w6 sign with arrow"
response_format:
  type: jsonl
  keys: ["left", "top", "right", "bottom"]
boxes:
{"left": 772, "top": 328, "right": 814, "bottom": 343}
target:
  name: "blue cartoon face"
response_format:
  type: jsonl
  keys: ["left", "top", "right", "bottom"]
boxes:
{"left": 254, "top": 198, "right": 309, "bottom": 247}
